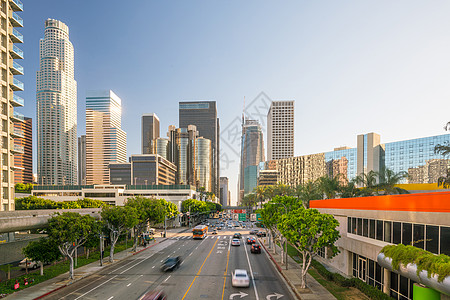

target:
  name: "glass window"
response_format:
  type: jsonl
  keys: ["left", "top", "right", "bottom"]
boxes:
{"left": 413, "top": 224, "right": 425, "bottom": 249}
{"left": 369, "top": 219, "right": 375, "bottom": 239}
{"left": 347, "top": 217, "right": 351, "bottom": 233}
{"left": 357, "top": 218, "right": 362, "bottom": 235}
{"left": 390, "top": 272, "right": 399, "bottom": 298}
{"left": 384, "top": 221, "right": 392, "bottom": 243}
{"left": 400, "top": 275, "right": 409, "bottom": 298}
{"left": 376, "top": 220, "right": 383, "bottom": 241}
{"left": 351, "top": 217, "right": 357, "bottom": 234}
{"left": 426, "top": 225, "right": 439, "bottom": 254}
{"left": 363, "top": 219, "right": 368, "bottom": 237}
{"left": 393, "top": 222, "right": 402, "bottom": 244}
{"left": 402, "top": 223, "right": 412, "bottom": 246}
{"left": 440, "top": 227, "right": 450, "bottom": 256}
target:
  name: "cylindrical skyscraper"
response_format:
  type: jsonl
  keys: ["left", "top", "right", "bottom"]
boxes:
{"left": 36, "top": 19, "right": 77, "bottom": 185}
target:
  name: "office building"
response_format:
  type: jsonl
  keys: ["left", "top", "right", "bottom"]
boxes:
{"left": 152, "top": 137, "right": 169, "bottom": 160}
{"left": 130, "top": 154, "right": 176, "bottom": 185}
{"left": 257, "top": 170, "right": 278, "bottom": 186}
{"left": 220, "top": 177, "right": 230, "bottom": 206}
{"left": 142, "top": 113, "right": 160, "bottom": 154}
{"left": 179, "top": 101, "right": 219, "bottom": 196}
{"left": 13, "top": 117, "right": 32, "bottom": 184}
{"left": 85, "top": 90, "right": 127, "bottom": 185}
{"left": 311, "top": 192, "right": 450, "bottom": 300}
{"left": 240, "top": 119, "right": 265, "bottom": 198}
{"left": 37, "top": 19, "right": 77, "bottom": 186}
{"left": 78, "top": 135, "right": 86, "bottom": 185}
{"left": 109, "top": 163, "right": 131, "bottom": 185}
{"left": 195, "top": 137, "right": 212, "bottom": 192}
{"left": 267, "top": 101, "right": 294, "bottom": 161}
{"left": 168, "top": 125, "right": 198, "bottom": 186}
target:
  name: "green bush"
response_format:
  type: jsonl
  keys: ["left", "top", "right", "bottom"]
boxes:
{"left": 15, "top": 196, "right": 107, "bottom": 210}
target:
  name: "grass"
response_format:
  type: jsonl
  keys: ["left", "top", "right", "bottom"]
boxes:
{"left": 308, "top": 268, "right": 354, "bottom": 300}
{"left": 0, "top": 240, "right": 133, "bottom": 296}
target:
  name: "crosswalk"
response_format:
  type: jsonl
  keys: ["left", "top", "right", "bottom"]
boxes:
{"left": 170, "top": 235, "right": 233, "bottom": 241}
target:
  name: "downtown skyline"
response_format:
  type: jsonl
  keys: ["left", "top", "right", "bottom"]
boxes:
{"left": 15, "top": 0, "right": 450, "bottom": 203}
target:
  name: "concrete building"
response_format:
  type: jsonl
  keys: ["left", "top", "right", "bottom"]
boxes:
{"left": 257, "top": 170, "right": 278, "bottom": 186}
{"left": 109, "top": 163, "right": 131, "bottom": 185}
{"left": 86, "top": 90, "right": 127, "bottom": 185}
{"left": 130, "top": 154, "right": 176, "bottom": 185}
{"left": 37, "top": 19, "right": 77, "bottom": 186}
{"left": 78, "top": 135, "right": 86, "bottom": 185}
{"left": 267, "top": 100, "right": 294, "bottom": 161}
{"left": 142, "top": 113, "right": 160, "bottom": 154}
{"left": 220, "top": 177, "right": 230, "bottom": 206}
{"left": 32, "top": 184, "right": 196, "bottom": 211}
{"left": 240, "top": 119, "right": 265, "bottom": 198}
{"left": 13, "top": 117, "right": 32, "bottom": 184}
{"left": 179, "top": 101, "right": 220, "bottom": 197}
{"left": 311, "top": 192, "right": 450, "bottom": 300}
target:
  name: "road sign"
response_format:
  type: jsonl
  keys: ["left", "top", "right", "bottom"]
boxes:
{"left": 256, "top": 213, "right": 262, "bottom": 221}
{"left": 238, "top": 213, "right": 246, "bottom": 221}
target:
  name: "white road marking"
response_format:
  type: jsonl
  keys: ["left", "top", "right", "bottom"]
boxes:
{"left": 107, "top": 297, "right": 114, "bottom": 300}
{"left": 126, "top": 283, "right": 131, "bottom": 287}
{"left": 152, "top": 266, "right": 155, "bottom": 269}
{"left": 173, "top": 251, "right": 176, "bottom": 253}
{"left": 164, "top": 275, "right": 171, "bottom": 282}
{"left": 244, "top": 239, "right": 259, "bottom": 300}
{"left": 189, "top": 252, "right": 193, "bottom": 256}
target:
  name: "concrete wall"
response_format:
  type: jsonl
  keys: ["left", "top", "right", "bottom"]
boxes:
{"left": 0, "top": 235, "right": 44, "bottom": 265}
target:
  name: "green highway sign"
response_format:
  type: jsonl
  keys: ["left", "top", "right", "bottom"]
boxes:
{"left": 238, "top": 213, "right": 246, "bottom": 221}
{"left": 256, "top": 213, "right": 262, "bottom": 221}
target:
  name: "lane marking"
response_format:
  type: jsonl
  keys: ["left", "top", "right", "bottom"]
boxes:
{"left": 107, "top": 297, "right": 114, "bottom": 300}
{"left": 126, "top": 283, "right": 131, "bottom": 287}
{"left": 244, "top": 239, "right": 259, "bottom": 300}
{"left": 221, "top": 236, "right": 232, "bottom": 300}
{"left": 164, "top": 275, "right": 171, "bottom": 282}
{"left": 152, "top": 266, "right": 155, "bottom": 269}
{"left": 181, "top": 238, "right": 219, "bottom": 300}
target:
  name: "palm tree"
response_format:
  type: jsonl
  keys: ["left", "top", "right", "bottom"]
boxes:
{"left": 317, "top": 176, "right": 342, "bottom": 199}
{"left": 378, "top": 168, "right": 409, "bottom": 195}
{"left": 435, "top": 126, "right": 450, "bottom": 188}
{"left": 355, "top": 170, "right": 379, "bottom": 195}
{"left": 254, "top": 186, "right": 267, "bottom": 209}
{"left": 295, "top": 181, "right": 321, "bottom": 208}
{"left": 438, "top": 169, "right": 450, "bottom": 188}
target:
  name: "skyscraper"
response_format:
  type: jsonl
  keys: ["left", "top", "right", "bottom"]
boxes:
{"left": 85, "top": 90, "right": 127, "bottom": 185}
{"left": 13, "top": 117, "right": 32, "bottom": 184}
{"left": 240, "top": 119, "right": 265, "bottom": 198}
{"left": 220, "top": 177, "right": 230, "bottom": 206}
{"left": 168, "top": 125, "right": 198, "bottom": 186}
{"left": 142, "top": 113, "right": 160, "bottom": 154}
{"left": 195, "top": 137, "right": 212, "bottom": 192}
{"left": 78, "top": 135, "right": 86, "bottom": 185}
{"left": 179, "top": 101, "right": 219, "bottom": 196}
{"left": 267, "top": 100, "right": 294, "bottom": 161}
{"left": 37, "top": 19, "right": 77, "bottom": 185}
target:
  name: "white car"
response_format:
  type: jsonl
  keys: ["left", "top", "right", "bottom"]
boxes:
{"left": 232, "top": 269, "right": 250, "bottom": 287}
{"left": 231, "top": 238, "right": 240, "bottom": 246}
{"left": 19, "top": 258, "right": 39, "bottom": 270}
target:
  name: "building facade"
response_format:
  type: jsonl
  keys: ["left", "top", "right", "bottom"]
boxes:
{"left": 77, "top": 135, "right": 86, "bottom": 185}
{"left": 179, "top": 101, "right": 219, "bottom": 197}
{"left": 142, "top": 113, "right": 159, "bottom": 154}
{"left": 257, "top": 170, "right": 278, "bottom": 186}
{"left": 195, "top": 137, "right": 212, "bottom": 192}
{"left": 152, "top": 137, "right": 169, "bottom": 160}
{"left": 168, "top": 125, "right": 198, "bottom": 186}
{"left": 130, "top": 154, "right": 176, "bottom": 185}
{"left": 267, "top": 100, "right": 294, "bottom": 161}
{"left": 220, "top": 177, "right": 230, "bottom": 206}
{"left": 13, "top": 117, "right": 32, "bottom": 184}
{"left": 85, "top": 90, "right": 127, "bottom": 185}
{"left": 37, "top": 19, "right": 77, "bottom": 186}
{"left": 109, "top": 163, "right": 131, "bottom": 185}
{"left": 240, "top": 119, "right": 265, "bottom": 198}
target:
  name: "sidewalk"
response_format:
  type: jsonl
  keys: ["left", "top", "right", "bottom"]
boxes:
{"left": 5, "top": 227, "right": 189, "bottom": 300}
{"left": 259, "top": 237, "right": 336, "bottom": 300}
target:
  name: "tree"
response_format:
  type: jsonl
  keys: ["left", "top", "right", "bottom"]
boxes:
{"left": 22, "top": 238, "right": 61, "bottom": 275}
{"left": 101, "top": 206, "right": 139, "bottom": 262}
{"left": 47, "top": 212, "right": 98, "bottom": 279}
{"left": 355, "top": 170, "right": 379, "bottom": 195}
{"left": 378, "top": 168, "right": 409, "bottom": 195}
{"left": 241, "top": 193, "right": 257, "bottom": 208}
{"left": 435, "top": 126, "right": 450, "bottom": 188}
{"left": 278, "top": 207, "right": 340, "bottom": 289}
{"left": 294, "top": 181, "right": 321, "bottom": 208}
{"left": 254, "top": 186, "right": 267, "bottom": 209}
{"left": 15, "top": 183, "right": 33, "bottom": 193}
{"left": 317, "top": 176, "right": 342, "bottom": 199}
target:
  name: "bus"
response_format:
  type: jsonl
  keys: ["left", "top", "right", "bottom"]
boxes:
{"left": 193, "top": 225, "right": 208, "bottom": 239}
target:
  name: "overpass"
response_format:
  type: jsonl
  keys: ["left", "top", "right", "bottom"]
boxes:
{"left": 0, "top": 208, "right": 102, "bottom": 233}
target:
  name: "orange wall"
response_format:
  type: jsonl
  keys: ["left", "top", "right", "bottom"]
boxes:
{"left": 310, "top": 191, "right": 450, "bottom": 213}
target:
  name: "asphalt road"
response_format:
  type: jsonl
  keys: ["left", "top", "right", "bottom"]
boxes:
{"left": 44, "top": 222, "right": 293, "bottom": 300}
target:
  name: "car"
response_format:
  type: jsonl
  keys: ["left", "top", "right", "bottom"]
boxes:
{"left": 231, "top": 238, "right": 240, "bottom": 246}
{"left": 233, "top": 233, "right": 242, "bottom": 239}
{"left": 138, "top": 290, "right": 167, "bottom": 300}
{"left": 217, "top": 226, "right": 222, "bottom": 230}
{"left": 246, "top": 236, "right": 256, "bottom": 244}
{"left": 256, "top": 231, "right": 266, "bottom": 237}
{"left": 212, "top": 229, "right": 218, "bottom": 234}
{"left": 232, "top": 269, "right": 250, "bottom": 287}
{"left": 161, "top": 256, "right": 182, "bottom": 272}
{"left": 19, "top": 258, "right": 39, "bottom": 270}
{"left": 250, "top": 229, "right": 259, "bottom": 235}
{"left": 251, "top": 244, "right": 261, "bottom": 254}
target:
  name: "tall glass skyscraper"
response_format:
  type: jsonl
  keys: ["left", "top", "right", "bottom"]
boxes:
{"left": 142, "top": 113, "right": 159, "bottom": 154}
{"left": 85, "top": 90, "right": 127, "bottom": 185}
{"left": 37, "top": 19, "right": 77, "bottom": 185}
{"left": 195, "top": 137, "right": 212, "bottom": 192}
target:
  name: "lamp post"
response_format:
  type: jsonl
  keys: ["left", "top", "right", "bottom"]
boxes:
{"left": 99, "top": 233, "right": 104, "bottom": 266}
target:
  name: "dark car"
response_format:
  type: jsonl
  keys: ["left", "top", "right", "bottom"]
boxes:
{"left": 233, "top": 233, "right": 242, "bottom": 239}
{"left": 250, "top": 229, "right": 259, "bottom": 235}
{"left": 246, "top": 237, "right": 256, "bottom": 244}
{"left": 161, "top": 256, "right": 182, "bottom": 272}
{"left": 251, "top": 244, "right": 261, "bottom": 254}
{"left": 256, "top": 231, "right": 266, "bottom": 237}
{"left": 138, "top": 291, "right": 167, "bottom": 300}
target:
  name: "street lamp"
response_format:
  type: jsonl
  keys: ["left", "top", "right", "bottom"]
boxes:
{"left": 273, "top": 202, "right": 289, "bottom": 270}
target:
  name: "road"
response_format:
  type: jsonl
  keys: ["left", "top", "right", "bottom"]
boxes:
{"left": 44, "top": 222, "right": 293, "bottom": 300}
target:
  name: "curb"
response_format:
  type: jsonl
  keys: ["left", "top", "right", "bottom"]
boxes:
{"left": 33, "top": 284, "right": 67, "bottom": 300}
{"left": 260, "top": 239, "right": 303, "bottom": 300}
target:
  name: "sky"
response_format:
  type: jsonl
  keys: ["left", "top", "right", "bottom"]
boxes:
{"left": 19, "top": 0, "right": 450, "bottom": 205}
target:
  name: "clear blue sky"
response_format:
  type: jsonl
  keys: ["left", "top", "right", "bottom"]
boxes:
{"left": 19, "top": 1, "right": 450, "bottom": 204}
